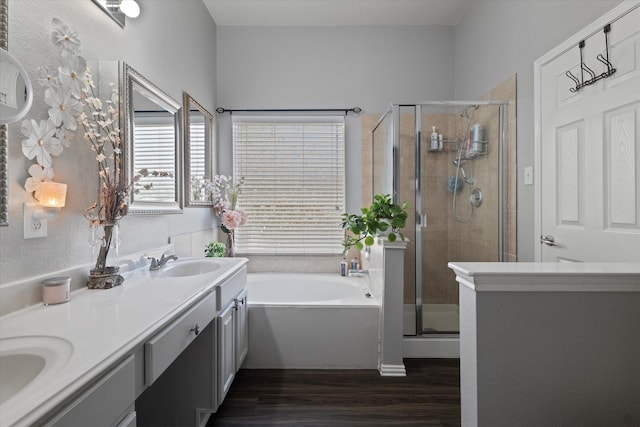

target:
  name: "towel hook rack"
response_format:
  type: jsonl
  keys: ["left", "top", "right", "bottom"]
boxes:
{"left": 566, "top": 23, "right": 616, "bottom": 93}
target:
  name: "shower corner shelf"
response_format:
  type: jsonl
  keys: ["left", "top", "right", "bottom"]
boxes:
{"left": 426, "top": 140, "right": 458, "bottom": 153}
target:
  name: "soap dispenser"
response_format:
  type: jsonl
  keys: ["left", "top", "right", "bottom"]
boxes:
{"left": 430, "top": 126, "right": 439, "bottom": 150}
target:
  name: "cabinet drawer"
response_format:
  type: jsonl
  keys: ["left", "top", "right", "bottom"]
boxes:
{"left": 45, "top": 355, "right": 135, "bottom": 427}
{"left": 145, "top": 292, "right": 216, "bottom": 385}
{"left": 216, "top": 266, "right": 247, "bottom": 311}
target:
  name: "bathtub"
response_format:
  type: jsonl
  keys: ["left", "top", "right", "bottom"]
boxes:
{"left": 243, "top": 273, "right": 380, "bottom": 369}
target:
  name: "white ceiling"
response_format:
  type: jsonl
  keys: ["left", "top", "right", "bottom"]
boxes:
{"left": 203, "top": 0, "right": 472, "bottom": 26}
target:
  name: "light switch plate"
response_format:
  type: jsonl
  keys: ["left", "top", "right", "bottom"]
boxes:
{"left": 524, "top": 166, "right": 534, "bottom": 186}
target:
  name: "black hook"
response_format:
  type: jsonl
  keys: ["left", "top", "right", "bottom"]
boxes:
{"left": 566, "top": 23, "right": 616, "bottom": 93}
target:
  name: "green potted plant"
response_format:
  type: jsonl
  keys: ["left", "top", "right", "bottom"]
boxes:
{"left": 204, "top": 241, "right": 227, "bottom": 258}
{"left": 341, "top": 193, "right": 409, "bottom": 253}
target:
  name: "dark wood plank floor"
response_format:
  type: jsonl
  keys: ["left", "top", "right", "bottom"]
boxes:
{"left": 207, "top": 359, "right": 461, "bottom": 427}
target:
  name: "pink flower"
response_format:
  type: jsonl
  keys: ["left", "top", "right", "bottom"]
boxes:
{"left": 237, "top": 209, "right": 248, "bottom": 226}
{"left": 221, "top": 210, "right": 243, "bottom": 230}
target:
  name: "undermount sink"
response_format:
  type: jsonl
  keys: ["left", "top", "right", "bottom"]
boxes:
{"left": 154, "top": 259, "right": 222, "bottom": 278}
{"left": 0, "top": 336, "right": 73, "bottom": 405}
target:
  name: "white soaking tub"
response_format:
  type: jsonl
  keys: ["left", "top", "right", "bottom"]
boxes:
{"left": 243, "top": 273, "right": 380, "bottom": 369}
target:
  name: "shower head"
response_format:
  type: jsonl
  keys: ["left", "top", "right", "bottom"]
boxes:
{"left": 459, "top": 105, "right": 479, "bottom": 119}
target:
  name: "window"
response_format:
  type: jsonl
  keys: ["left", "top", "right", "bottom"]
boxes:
{"left": 132, "top": 113, "right": 176, "bottom": 201}
{"left": 188, "top": 115, "right": 206, "bottom": 179}
{"left": 233, "top": 115, "right": 345, "bottom": 254}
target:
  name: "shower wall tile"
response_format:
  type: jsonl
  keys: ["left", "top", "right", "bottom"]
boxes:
{"left": 247, "top": 254, "right": 343, "bottom": 273}
{"left": 424, "top": 271, "right": 450, "bottom": 304}
{"left": 506, "top": 165, "right": 517, "bottom": 211}
{"left": 505, "top": 209, "right": 518, "bottom": 259}
{"left": 507, "top": 118, "right": 517, "bottom": 167}
{"left": 423, "top": 240, "right": 449, "bottom": 272}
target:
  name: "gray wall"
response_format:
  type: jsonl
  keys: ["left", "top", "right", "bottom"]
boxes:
{"left": 462, "top": 288, "right": 640, "bottom": 426}
{"left": 453, "top": 0, "right": 622, "bottom": 261}
{"left": 216, "top": 25, "right": 455, "bottom": 213}
{"left": 1, "top": 0, "right": 217, "bottom": 283}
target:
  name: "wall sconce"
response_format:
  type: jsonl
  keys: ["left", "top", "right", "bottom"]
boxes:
{"left": 24, "top": 182, "right": 67, "bottom": 239}
{"left": 119, "top": 0, "right": 140, "bottom": 18}
{"left": 92, "top": 0, "right": 141, "bottom": 27}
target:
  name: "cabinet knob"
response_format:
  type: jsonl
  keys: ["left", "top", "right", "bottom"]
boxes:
{"left": 190, "top": 324, "right": 200, "bottom": 336}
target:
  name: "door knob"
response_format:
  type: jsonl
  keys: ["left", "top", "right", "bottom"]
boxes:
{"left": 540, "top": 235, "right": 558, "bottom": 246}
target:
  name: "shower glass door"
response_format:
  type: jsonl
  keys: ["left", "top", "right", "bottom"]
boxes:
{"left": 417, "top": 102, "right": 505, "bottom": 334}
{"left": 371, "top": 101, "right": 507, "bottom": 336}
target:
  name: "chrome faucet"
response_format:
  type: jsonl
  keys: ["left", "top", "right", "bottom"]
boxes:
{"left": 348, "top": 269, "right": 368, "bottom": 277}
{"left": 148, "top": 253, "right": 178, "bottom": 270}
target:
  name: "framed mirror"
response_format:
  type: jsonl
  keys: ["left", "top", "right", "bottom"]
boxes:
{"left": 121, "top": 63, "right": 183, "bottom": 214}
{"left": 0, "top": 0, "right": 31, "bottom": 226}
{"left": 0, "top": 49, "right": 33, "bottom": 125}
{"left": 183, "top": 92, "right": 215, "bottom": 207}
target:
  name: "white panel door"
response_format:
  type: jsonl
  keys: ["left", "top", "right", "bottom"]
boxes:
{"left": 537, "top": 4, "right": 640, "bottom": 262}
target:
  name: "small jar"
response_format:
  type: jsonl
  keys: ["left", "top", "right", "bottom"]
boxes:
{"left": 42, "top": 276, "right": 71, "bottom": 305}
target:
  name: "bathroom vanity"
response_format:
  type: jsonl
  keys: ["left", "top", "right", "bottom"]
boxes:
{"left": 0, "top": 257, "right": 248, "bottom": 427}
{"left": 449, "top": 262, "right": 640, "bottom": 427}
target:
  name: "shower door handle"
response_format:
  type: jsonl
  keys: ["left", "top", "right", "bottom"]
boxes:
{"left": 540, "top": 235, "right": 558, "bottom": 247}
{"left": 419, "top": 213, "right": 427, "bottom": 228}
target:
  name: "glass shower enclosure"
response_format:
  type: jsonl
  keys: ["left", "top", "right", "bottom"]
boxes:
{"left": 371, "top": 101, "right": 508, "bottom": 335}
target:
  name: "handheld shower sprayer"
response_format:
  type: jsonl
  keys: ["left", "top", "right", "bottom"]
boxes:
{"left": 452, "top": 156, "right": 468, "bottom": 182}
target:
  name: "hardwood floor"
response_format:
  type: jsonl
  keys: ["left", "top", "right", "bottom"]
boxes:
{"left": 207, "top": 359, "right": 461, "bottom": 426}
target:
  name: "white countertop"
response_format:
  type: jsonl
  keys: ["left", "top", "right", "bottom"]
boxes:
{"left": 448, "top": 262, "right": 640, "bottom": 292}
{"left": 0, "top": 257, "right": 248, "bottom": 427}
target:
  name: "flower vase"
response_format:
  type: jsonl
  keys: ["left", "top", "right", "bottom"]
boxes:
{"left": 87, "top": 220, "right": 124, "bottom": 289}
{"left": 225, "top": 230, "right": 235, "bottom": 257}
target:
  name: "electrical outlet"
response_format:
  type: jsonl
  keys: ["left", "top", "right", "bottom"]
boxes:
{"left": 24, "top": 203, "right": 48, "bottom": 239}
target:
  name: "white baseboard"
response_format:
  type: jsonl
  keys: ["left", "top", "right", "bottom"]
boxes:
{"left": 379, "top": 363, "right": 407, "bottom": 377}
{"left": 403, "top": 336, "right": 460, "bottom": 358}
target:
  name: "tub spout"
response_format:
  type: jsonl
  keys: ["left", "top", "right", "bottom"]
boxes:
{"left": 348, "top": 269, "right": 368, "bottom": 277}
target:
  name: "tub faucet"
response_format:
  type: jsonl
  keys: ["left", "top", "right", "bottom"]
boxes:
{"left": 348, "top": 269, "right": 368, "bottom": 277}
{"left": 148, "top": 253, "right": 178, "bottom": 270}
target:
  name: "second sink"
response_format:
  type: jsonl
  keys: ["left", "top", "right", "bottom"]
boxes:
{"left": 154, "top": 259, "right": 222, "bottom": 278}
{"left": 0, "top": 336, "right": 73, "bottom": 406}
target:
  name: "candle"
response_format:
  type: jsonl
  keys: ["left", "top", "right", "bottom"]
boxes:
{"left": 42, "top": 276, "right": 71, "bottom": 305}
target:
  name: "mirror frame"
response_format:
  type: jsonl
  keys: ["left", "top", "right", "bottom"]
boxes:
{"left": 1, "top": 0, "right": 9, "bottom": 226}
{"left": 121, "top": 63, "right": 183, "bottom": 215}
{"left": 0, "top": 48, "right": 33, "bottom": 126}
{"left": 183, "top": 92, "right": 215, "bottom": 207}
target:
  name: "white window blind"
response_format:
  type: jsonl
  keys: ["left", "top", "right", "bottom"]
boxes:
{"left": 233, "top": 115, "right": 345, "bottom": 254}
{"left": 188, "top": 116, "right": 206, "bottom": 179}
{"left": 132, "top": 113, "right": 176, "bottom": 202}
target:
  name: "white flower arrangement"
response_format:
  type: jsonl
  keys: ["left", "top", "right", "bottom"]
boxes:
{"left": 21, "top": 18, "right": 84, "bottom": 192}
{"left": 207, "top": 175, "right": 247, "bottom": 233}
